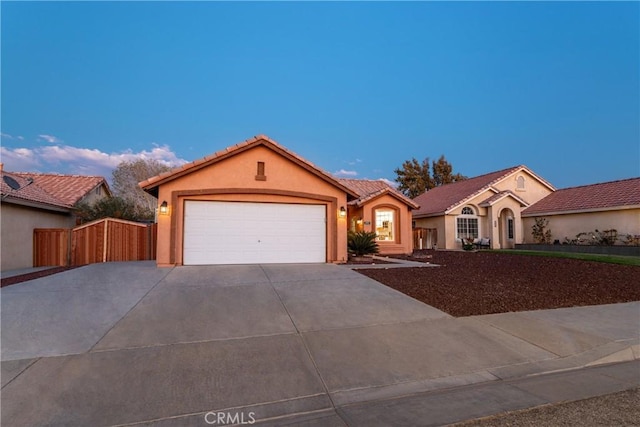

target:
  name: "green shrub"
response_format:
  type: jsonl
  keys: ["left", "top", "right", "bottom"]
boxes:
{"left": 462, "top": 237, "right": 475, "bottom": 251}
{"left": 348, "top": 231, "right": 380, "bottom": 256}
{"left": 531, "top": 217, "right": 552, "bottom": 244}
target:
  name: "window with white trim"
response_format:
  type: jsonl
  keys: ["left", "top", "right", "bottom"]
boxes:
{"left": 457, "top": 206, "right": 479, "bottom": 240}
{"left": 375, "top": 209, "right": 394, "bottom": 241}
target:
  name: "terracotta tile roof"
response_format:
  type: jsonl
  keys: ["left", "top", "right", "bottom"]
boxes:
{"left": 479, "top": 190, "right": 529, "bottom": 207}
{"left": 140, "top": 135, "right": 358, "bottom": 198}
{"left": 1, "top": 170, "right": 71, "bottom": 210}
{"left": 339, "top": 178, "right": 419, "bottom": 209}
{"left": 523, "top": 177, "right": 640, "bottom": 216}
{"left": 12, "top": 172, "right": 110, "bottom": 205}
{"left": 412, "top": 166, "right": 525, "bottom": 217}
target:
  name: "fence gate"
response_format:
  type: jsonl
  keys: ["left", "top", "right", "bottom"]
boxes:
{"left": 413, "top": 228, "right": 437, "bottom": 250}
{"left": 34, "top": 218, "right": 157, "bottom": 267}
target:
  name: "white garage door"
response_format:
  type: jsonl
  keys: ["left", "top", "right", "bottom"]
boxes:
{"left": 183, "top": 201, "right": 326, "bottom": 265}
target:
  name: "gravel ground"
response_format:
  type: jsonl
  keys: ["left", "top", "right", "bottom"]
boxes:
{"left": 453, "top": 388, "right": 640, "bottom": 427}
{"left": 357, "top": 250, "right": 640, "bottom": 317}
{"left": 0, "top": 266, "right": 79, "bottom": 288}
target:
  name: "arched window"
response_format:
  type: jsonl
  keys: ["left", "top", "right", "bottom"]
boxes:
{"left": 516, "top": 176, "right": 525, "bottom": 190}
{"left": 457, "top": 206, "right": 479, "bottom": 240}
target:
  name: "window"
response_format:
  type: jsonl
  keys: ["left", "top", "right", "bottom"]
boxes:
{"left": 375, "top": 209, "right": 394, "bottom": 241}
{"left": 457, "top": 206, "right": 479, "bottom": 239}
{"left": 516, "top": 176, "right": 525, "bottom": 190}
{"left": 507, "top": 218, "right": 514, "bottom": 239}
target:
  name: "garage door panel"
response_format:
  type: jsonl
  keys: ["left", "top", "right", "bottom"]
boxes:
{"left": 183, "top": 201, "right": 326, "bottom": 265}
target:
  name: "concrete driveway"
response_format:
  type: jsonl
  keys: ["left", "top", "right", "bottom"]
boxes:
{"left": 2, "top": 262, "right": 638, "bottom": 426}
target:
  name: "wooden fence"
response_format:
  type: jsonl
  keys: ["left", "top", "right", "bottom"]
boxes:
{"left": 413, "top": 227, "right": 438, "bottom": 250}
{"left": 33, "top": 228, "right": 71, "bottom": 267}
{"left": 34, "top": 218, "right": 157, "bottom": 267}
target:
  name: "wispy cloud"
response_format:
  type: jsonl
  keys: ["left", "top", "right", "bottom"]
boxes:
{"left": 37, "top": 134, "right": 63, "bottom": 144}
{"left": 0, "top": 143, "right": 188, "bottom": 179}
{"left": 347, "top": 158, "right": 363, "bottom": 166}
{"left": 333, "top": 169, "right": 358, "bottom": 177}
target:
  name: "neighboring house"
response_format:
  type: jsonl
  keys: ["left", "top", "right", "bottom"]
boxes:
{"left": 12, "top": 172, "right": 111, "bottom": 208}
{"left": 522, "top": 177, "right": 640, "bottom": 244}
{"left": 1, "top": 164, "right": 110, "bottom": 271}
{"left": 412, "top": 165, "right": 555, "bottom": 250}
{"left": 140, "top": 135, "right": 418, "bottom": 266}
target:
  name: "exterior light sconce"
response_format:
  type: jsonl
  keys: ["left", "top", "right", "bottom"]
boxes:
{"left": 339, "top": 206, "right": 347, "bottom": 218}
{"left": 159, "top": 201, "right": 169, "bottom": 215}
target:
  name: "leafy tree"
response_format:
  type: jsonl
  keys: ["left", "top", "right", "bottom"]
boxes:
{"left": 394, "top": 155, "right": 466, "bottom": 198}
{"left": 111, "top": 159, "right": 171, "bottom": 219}
{"left": 432, "top": 155, "right": 467, "bottom": 187}
{"left": 393, "top": 158, "right": 435, "bottom": 199}
{"left": 75, "top": 196, "right": 151, "bottom": 223}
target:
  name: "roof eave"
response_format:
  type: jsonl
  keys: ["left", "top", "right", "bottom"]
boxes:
{"left": 1, "top": 195, "right": 72, "bottom": 213}
{"left": 522, "top": 204, "right": 640, "bottom": 217}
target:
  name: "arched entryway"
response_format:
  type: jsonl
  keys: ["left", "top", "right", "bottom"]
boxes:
{"left": 499, "top": 208, "right": 516, "bottom": 249}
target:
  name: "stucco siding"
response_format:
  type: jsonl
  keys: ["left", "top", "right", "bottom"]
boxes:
{"left": 522, "top": 208, "right": 640, "bottom": 244}
{"left": 155, "top": 145, "right": 349, "bottom": 265}
{"left": 358, "top": 193, "right": 414, "bottom": 255}
{"left": 493, "top": 170, "right": 553, "bottom": 205}
{"left": 1, "top": 203, "right": 73, "bottom": 271}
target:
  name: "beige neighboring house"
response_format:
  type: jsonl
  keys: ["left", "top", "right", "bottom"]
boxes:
{"left": 140, "top": 135, "right": 418, "bottom": 266}
{"left": 1, "top": 165, "right": 111, "bottom": 271}
{"left": 522, "top": 177, "right": 640, "bottom": 244}
{"left": 412, "top": 165, "right": 555, "bottom": 250}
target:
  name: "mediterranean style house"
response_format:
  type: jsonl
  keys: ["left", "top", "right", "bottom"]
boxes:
{"left": 412, "top": 165, "right": 555, "bottom": 250}
{"left": 522, "top": 177, "right": 640, "bottom": 244}
{"left": 1, "top": 164, "right": 111, "bottom": 271}
{"left": 413, "top": 165, "right": 640, "bottom": 250}
{"left": 140, "top": 135, "right": 417, "bottom": 266}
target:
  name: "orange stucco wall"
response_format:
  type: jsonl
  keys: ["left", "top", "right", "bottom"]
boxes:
{"left": 154, "top": 145, "right": 349, "bottom": 265}
{"left": 348, "top": 194, "right": 414, "bottom": 255}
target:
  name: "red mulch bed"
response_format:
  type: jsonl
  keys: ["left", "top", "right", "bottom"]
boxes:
{"left": 356, "top": 250, "right": 640, "bottom": 317}
{"left": 1, "top": 266, "right": 80, "bottom": 288}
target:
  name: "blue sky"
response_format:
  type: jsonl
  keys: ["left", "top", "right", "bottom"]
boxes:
{"left": 1, "top": 1, "right": 638, "bottom": 189}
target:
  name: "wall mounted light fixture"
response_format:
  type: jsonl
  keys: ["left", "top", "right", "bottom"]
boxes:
{"left": 159, "top": 201, "right": 169, "bottom": 215}
{"left": 339, "top": 206, "right": 347, "bottom": 218}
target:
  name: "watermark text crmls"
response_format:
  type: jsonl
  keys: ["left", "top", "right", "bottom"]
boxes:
{"left": 204, "top": 411, "right": 256, "bottom": 425}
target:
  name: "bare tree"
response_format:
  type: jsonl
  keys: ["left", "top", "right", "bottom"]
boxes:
{"left": 112, "top": 159, "right": 171, "bottom": 218}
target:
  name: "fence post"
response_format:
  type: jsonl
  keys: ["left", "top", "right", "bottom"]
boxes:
{"left": 102, "top": 219, "right": 109, "bottom": 263}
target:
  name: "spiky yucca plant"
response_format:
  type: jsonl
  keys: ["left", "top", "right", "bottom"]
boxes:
{"left": 348, "top": 231, "right": 380, "bottom": 257}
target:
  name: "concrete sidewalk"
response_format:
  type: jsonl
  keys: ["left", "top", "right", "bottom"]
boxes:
{"left": 1, "top": 262, "right": 638, "bottom": 426}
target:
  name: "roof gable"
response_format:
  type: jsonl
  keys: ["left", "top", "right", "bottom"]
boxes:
{"left": 339, "top": 178, "right": 419, "bottom": 209}
{"left": 523, "top": 177, "right": 640, "bottom": 216}
{"left": 140, "top": 135, "right": 358, "bottom": 198}
{"left": 413, "top": 165, "right": 554, "bottom": 217}
{"left": 12, "top": 173, "right": 110, "bottom": 205}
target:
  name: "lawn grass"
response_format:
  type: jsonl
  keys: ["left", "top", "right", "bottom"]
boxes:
{"left": 491, "top": 249, "right": 640, "bottom": 267}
